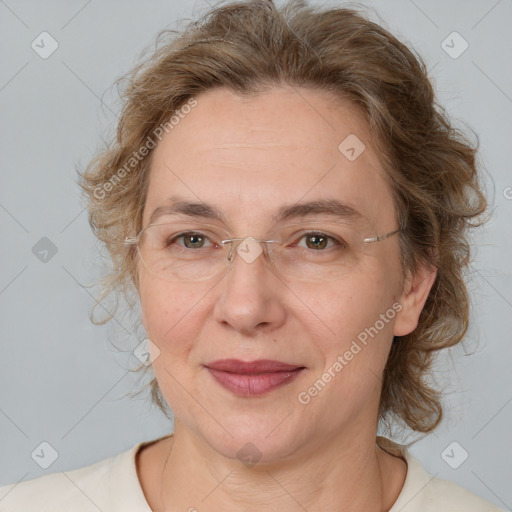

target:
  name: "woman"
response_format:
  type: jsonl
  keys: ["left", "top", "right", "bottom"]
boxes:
{"left": 0, "top": 1, "right": 503, "bottom": 510}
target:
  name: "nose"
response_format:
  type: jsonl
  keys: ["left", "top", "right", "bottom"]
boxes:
{"left": 213, "top": 238, "right": 286, "bottom": 336}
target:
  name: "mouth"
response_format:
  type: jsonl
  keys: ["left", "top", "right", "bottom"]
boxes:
{"left": 204, "top": 359, "right": 306, "bottom": 396}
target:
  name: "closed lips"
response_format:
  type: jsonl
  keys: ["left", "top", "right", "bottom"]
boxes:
{"left": 204, "top": 359, "right": 305, "bottom": 373}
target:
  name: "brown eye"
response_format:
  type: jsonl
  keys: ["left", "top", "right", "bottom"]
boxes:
{"left": 305, "top": 233, "right": 329, "bottom": 250}
{"left": 297, "top": 232, "right": 340, "bottom": 251}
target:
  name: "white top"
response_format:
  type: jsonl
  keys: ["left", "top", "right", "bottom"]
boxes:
{"left": 0, "top": 434, "right": 503, "bottom": 511}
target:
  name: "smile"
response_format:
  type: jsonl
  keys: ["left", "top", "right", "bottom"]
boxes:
{"left": 204, "top": 359, "right": 306, "bottom": 396}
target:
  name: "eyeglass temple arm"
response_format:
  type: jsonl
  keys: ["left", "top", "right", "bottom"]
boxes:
{"left": 363, "top": 228, "right": 401, "bottom": 243}
{"left": 123, "top": 231, "right": 401, "bottom": 245}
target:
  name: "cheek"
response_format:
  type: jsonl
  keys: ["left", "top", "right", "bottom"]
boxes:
{"left": 296, "top": 284, "right": 398, "bottom": 425}
{"left": 138, "top": 278, "right": 210, "bottom": 415}
{"left": 139, "top": 276, "right": 195, "bottom": 345}
{"left": 306, "top": 267, "right": 399, "bottom": 329}
{"left": 302, "top": 270, "right": 399, "bottom": 373}
{"left": 139, "top": 280, "right": 199, "bottom": 392}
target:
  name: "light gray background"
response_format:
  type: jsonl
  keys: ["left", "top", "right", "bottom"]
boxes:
{"left": 0, "top": 0, "right": 511, "bottom": 509}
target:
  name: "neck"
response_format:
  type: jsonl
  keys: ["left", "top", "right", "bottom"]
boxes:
{"left": 153, "top": 422, "right": 405, "bottom": 512}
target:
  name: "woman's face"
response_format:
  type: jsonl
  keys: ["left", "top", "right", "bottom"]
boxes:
{"left": 138, "top": 85, "right": 432, "bottom": 462}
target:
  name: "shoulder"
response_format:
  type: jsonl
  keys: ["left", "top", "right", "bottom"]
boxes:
{"left": 417, "top": 472, "right": 503, "bottom": 511}
{"left": 0, "top": 454, "right": 116, "bottom": 512}
{"left": 0, "top": 436, "right": 169, "bottom": 512}
{"left": 377, "top": 437, "right": 504, "bottom": 512}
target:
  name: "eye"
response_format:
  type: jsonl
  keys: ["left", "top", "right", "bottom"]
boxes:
{"left": 168, "top": 231, "right": 215, "bottom": 249}
{"left": 295, "top": 232, "right": 344, "bottom": 251}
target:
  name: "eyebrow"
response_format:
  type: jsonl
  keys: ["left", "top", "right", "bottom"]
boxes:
{"left": 148, "top": 195, "right": 364, "bottom": 226}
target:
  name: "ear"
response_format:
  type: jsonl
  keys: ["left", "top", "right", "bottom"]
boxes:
{"left": 393, "top": 263, "right": 437, "bottom": 337}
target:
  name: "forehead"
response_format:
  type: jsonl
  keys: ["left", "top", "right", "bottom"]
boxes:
{"left": 144, "top": 86, "right": 396, "bottom": 230}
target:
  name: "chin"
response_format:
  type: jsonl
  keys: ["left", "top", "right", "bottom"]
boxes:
{"left": 196, "top": 418, "right": 308, "bottom": 466}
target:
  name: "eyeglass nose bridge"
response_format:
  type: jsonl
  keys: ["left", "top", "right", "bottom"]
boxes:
{"left": 220, "top": 237, "right": 281, "bottom": 264}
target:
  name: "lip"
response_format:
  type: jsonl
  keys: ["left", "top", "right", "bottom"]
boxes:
{"left": 205, "top": 359, "right": 303, "bottom": 373}
{"left": 204, "top": 359, "right": 306, "bottom": 396}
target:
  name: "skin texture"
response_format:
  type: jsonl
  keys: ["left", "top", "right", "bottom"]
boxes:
{"left": 135, "top": 85, "right": 437, "bottom": 511}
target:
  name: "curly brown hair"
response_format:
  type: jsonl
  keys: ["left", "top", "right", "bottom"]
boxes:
{"left": 79, "top": 0, "right": 488, "bottom": 436}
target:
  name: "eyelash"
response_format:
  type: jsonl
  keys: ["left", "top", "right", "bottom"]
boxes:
{"left": 169, "top": 231, "right": 345, "bottom": 251}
